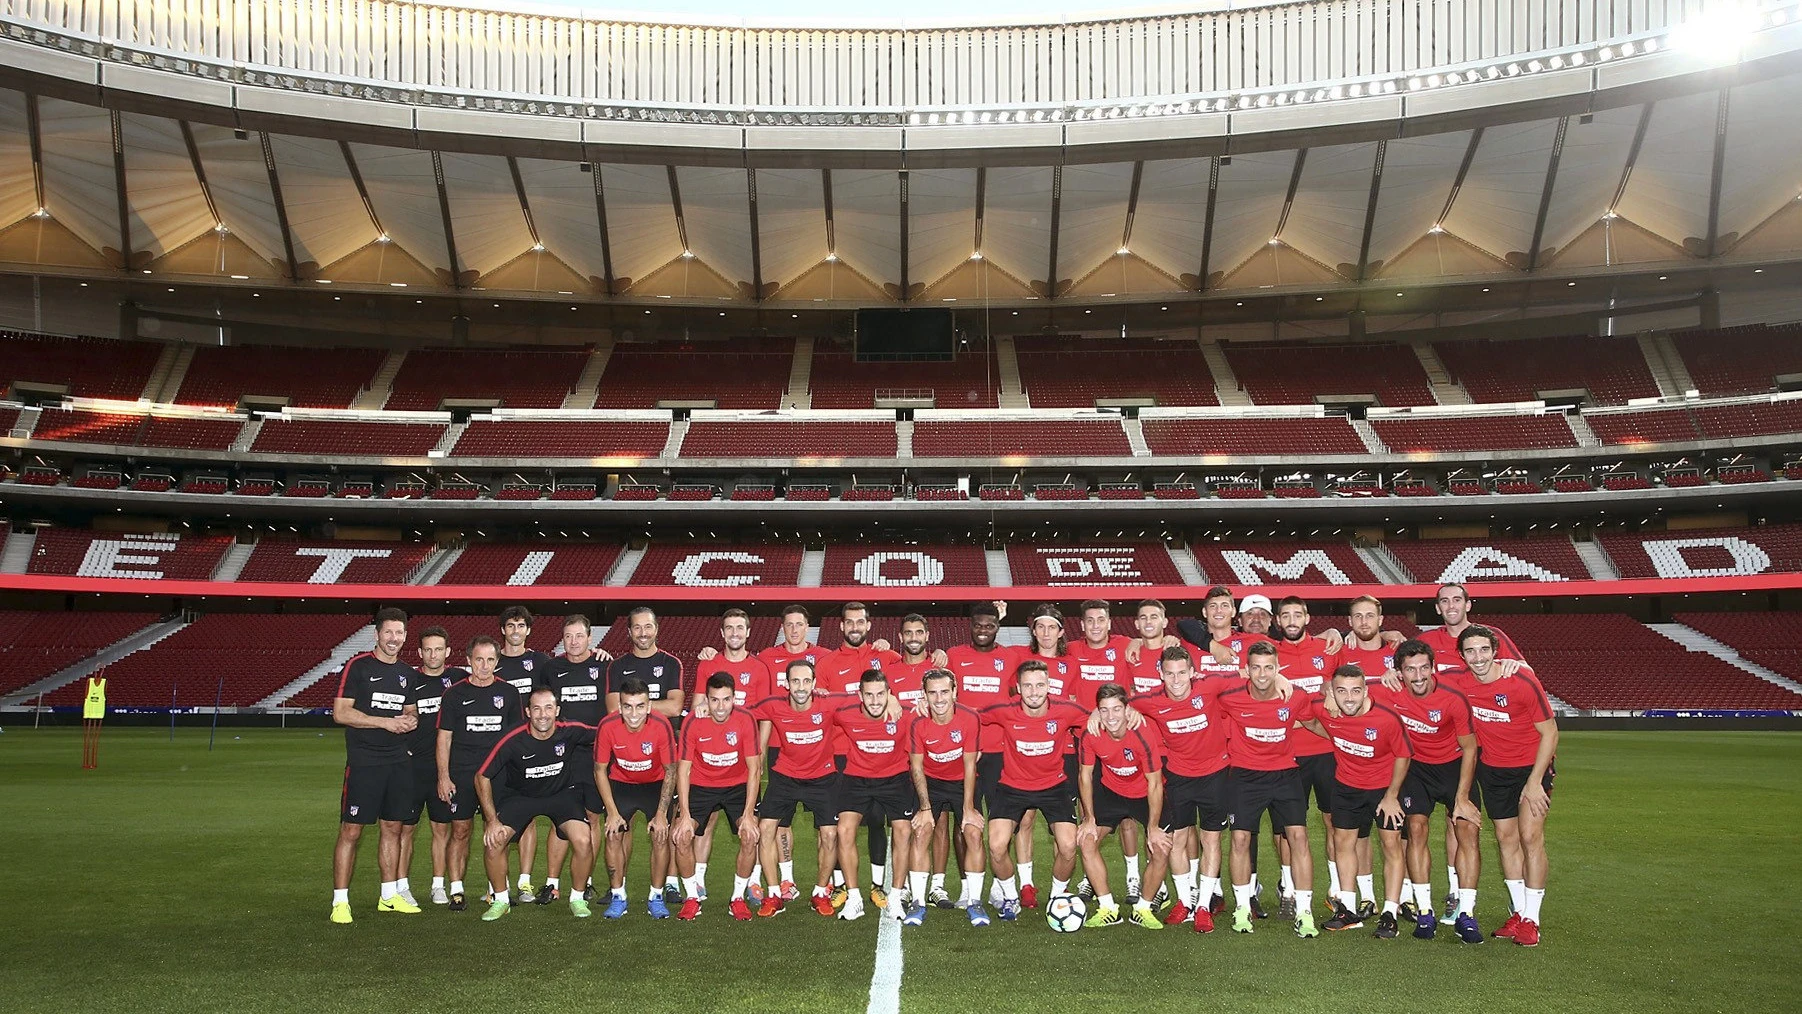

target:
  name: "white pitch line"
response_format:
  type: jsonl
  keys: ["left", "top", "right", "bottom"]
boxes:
{"left": 866, "top": 914, "right": 904, "bottom": 1014}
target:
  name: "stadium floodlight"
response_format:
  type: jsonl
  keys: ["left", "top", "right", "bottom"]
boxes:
{"left": 1672, "top": 8, "right": 1760, "bottom": 61}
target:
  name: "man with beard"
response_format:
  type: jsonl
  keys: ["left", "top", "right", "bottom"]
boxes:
{"left": 1222, "top": 642, "right": 1321, "bottom": 938}
{"left": 434, "top": 636, "right": 523, "bottom": 912}
{"left": 830, "top": 670, "right": 930, "bottom": 923}
{"left": 1271, "top": 596, "right": 1340, "bottom": 923}
{"left": 402, "top": 625, "right": 464, "bottom": 906}
{"left": 474, "top": 688, "right": 598, "bottom": 921}
{"left": 693, "top": 609, "right": 779, "bottom": 903}
{"left": 815, "top": 602, "right": 904, "bottom": 909}
{"left": 908, "top": 668, "right": 987, "bottom": 923}
{"left": 328, "top": 607, "right": 420, "bottom": 923}
{"left": 671, "top": 674, "right": 763, "bottom": 921}
{"left": 942, "top": 601, "right": 1015, "bottom": 909}
{"left": 493, "top": 606, "right": 553, "bottom": 903}
{"left": 750, "top": 659, "right": 845, "bottom": 918}
{"left": 543, "top": 615, "right": 609, "bottom": 902}
{"left": 607, "top": 606, "right": 686, "bottom": 903}
{"left": 1076, "top": 682, "right": 1169, "bottom": 929}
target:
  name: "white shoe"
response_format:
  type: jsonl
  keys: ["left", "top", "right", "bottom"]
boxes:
{"left": 430, "top": 886, "right": 450, "bottom": 905}
{"left": 1125, "top": 878, "right": 1142, "bottom": 900}
{"left": 839, "top": 892, "right": 867, "bottom": 921}
{"left": 397, "top": 888, "right": 420, "bottom": 909}
{"left": 885, "top": 895, "right": 907, "bottom": 920}
{"left": 988, "top": 884, "right": 1005, "bottom": 906}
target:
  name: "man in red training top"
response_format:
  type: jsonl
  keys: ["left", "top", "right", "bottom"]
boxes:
{"left": 831, "top": 670, "right": 930, "bottom": 923}
{"left": 1303, "top": 666, "right": 1412, "bottom": 939}
{"left": 1076, "top": 682, "right": 1168, "bottom": 929}
{"left": 670, "top": 673, "right": 762, "bottom": 922}
{"left": 1222, "top": 641, "right": 1321, "bottom": 938}
{"left": 592, "top": 677, "right": 678, "bottom": 920}
{"left": 908, "top": 668, "right": 987, "bottom": 925}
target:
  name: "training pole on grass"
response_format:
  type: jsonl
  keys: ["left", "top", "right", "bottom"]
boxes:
{"left": 207, "top": 673, "right": 224, "bottom": 751}
{"left": 169, "top": 683, "right": 178, "bottom": 741}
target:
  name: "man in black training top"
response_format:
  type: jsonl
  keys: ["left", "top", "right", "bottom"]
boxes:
{"left": 434, "top": 635, "right": 523, "bottom": 911}
{"left": 543, "top": 613, "right": 609, "bottom": 902}
{"left": 330, "top": 607, "right": 420, "bottom": 924}
{"left": 402, "top": 624, "right": 466, "bottom": 906}
{"left": 475, "top": 687, "right": 599, "bottom": 922}
{"left": 606, "top": 606, "right": 687, "bottom": 901}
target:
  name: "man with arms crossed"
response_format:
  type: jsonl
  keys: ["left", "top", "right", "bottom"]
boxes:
{"left": 543, "top": 614, "right": 608, "bottom": 902}
{"left": 330, "top": 607, "right": 420, "bottom": 923}
{"left": 592, "top": 677, "right": 678, "bottom": 919}
{"left": 474, "top": 688, "right": 597, "bottom": 921}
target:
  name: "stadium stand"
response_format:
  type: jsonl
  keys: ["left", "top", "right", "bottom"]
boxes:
{"left": 1692, "top": 401, "right": 1802, "bottom": 441}
{"left": 1006, "top": 542, "right": 1187, "bottom": 586}
{"left": 1223, "top": 342, "right": 1434, "bottom": 406}
{"left": 668, "top": 485, "right": 716, "bottom": 501}
{"left": 0, "top": 610, "right": 160, "bottom": 695}
{"left": 452, "top": 420, "right": 669, "bottom": 458}
{"left": 236, "top": 479, "right": 276, "bottom": 496}
{"left": 1584, "top": 407, "right": 1702, "bottom": 445}
{"left": 1140, "top": 417, "right": 1365, "bottom": 455}
{"left": 1384, "top": 535, "right": 1591, "bottom": 583}
{"left": 1189, "top": 540, "right": 1380, "bottom": 585}
{"left": 978, "top": 484, "right": 1025, "bottom": 501}
{"left": 1672, "top": 324, "right": 1802, "bottom": 397}
{"left": 914, "top": 419, "right": 1131, "bottom": 457}
{"left": 630, "top": 544, "right": 804, "bottom": 585}
{"left": 0, "top": 332, "right": 160, "bottom": 401}
{"left": 1370, "top": 414, "right": 1577, "bottom": 452}
{"left": 251, "top": 419, "right": 447, "bottom": 456}
{"left": 819, "top": 543, "right": 990, "bottom": 586}
{"left": 130, "top": 475, "right": 173, "bottom": 492}
{"left": 596, "top": 340, "right": 792, "bottom": 410}
{"left": 613, "top": 485, "right": 660, "bottom": 501}
{"left": 1597, "top": 524, "right": 1802, "bottom": 580}
{"left": 437, "top": 542, "right": 623, "bottom": 585}
{"left": 283, "top": 480, "right": 330, "bottom": 498}
{"left": 31, "top": 409, "right": 245, "bottom": 451}
{"left": 234, "top": 540, "right": 434, "bottom": 584}
{"left": 810, "top": 349, "right": 1000, "bottom": 409}
{"left": 175, "top": 346, "right": 384, "bottom": 408}
{"left": 841, "top": 485, "right": 897, "bottom": 501}
{"left": 33, "top": 409, "right": 143, "bottom": 446}
{"left": 1013, "top": 337, "right": 1219, "bottom": 407}
{"left": 27, "top": 528, "right": 233, "bottom": 580}
{"left": 680, "top": 421, "right": 897, "bottom": 458}
{"left": 386, "top": 348, "right": 589, "bottom": 410}
{"left": 784, "top": 484, "right": 832, "bottom": 501}
{"left": 73, "top": 472, "right": 123, "bottom": 489}
{"left": 728, "top": 485, "right": 775, "bottom": 501}
{"left": 1674, "top": 612, "right": 1802, "bottom": 683}
{"left": 912, "top": 485, "right": 966, "bottom": 501}
{"left": 493, "top": 485, "right": 544, "bottom": 501}
{"left": 138, "top": 415, "right": 245, "bottom": 451}
{"left": 1501, "top": 613, "right": 1802, "bottom": 710}
{"left": 1434, "top": 336, "right": 1660, "bottom": 404}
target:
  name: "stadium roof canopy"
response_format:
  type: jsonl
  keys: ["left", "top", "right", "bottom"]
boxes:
{"left": 0, "top": 0, "right": 1799, "bottom": 316}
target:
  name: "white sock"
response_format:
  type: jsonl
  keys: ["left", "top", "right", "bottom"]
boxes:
{"left": 1523, "top": 887, "right": 1545, "bottom": 922}
{"left": 813, "top": 884, "right": 831, "bottom": 898}
{"left": 1327, "top": 860, "right": 1340, "bottom": 893}
{"left": 449, "top": 880, "right": 464, "bottom": 896}
{"left": 1051, "top": 878, "right": 1069, "bottom": 898}
{"left": 910, "top": 871, "right": 928, "bottom": 900}
{"left": 396, "top": 877, "right": 411, "bottom": 895}
{"left": 649, "top": 888, "right": 661, "bottom": 901}
{"left": 332, "top": 888, "right": 349, "bottom": 905}
{"left": 1134, "top": 895, "right": 1153, "bottom": 911}
{"left": 1400, "top": 877, "right": 1413, "bottom": 900}
{"left": 1336, "top": 890, "right": 1356, "bottom": 912}
{"left": 1356, "top": 874, "right": 1375, "bottom": 904}
{"left": 871, "top": 864, "right": 886, "bottom": 889}
{"left": 1279, "top": 866, "right": 1295, "bottom": 896}
{"left": 998, "top": 876, "right": 1019, "bottom": 900}
{"left": 1251, "top": 874, "right": 1262, "bottom": 896}
{"left": 779, "top": 861, "right": 795, "bottom": 884}
{"left": 612, "top": 886, "right": 626, "bottom": 899}
{"left": 1294, "top": 889, "right": 1313, "bottom": 913}
{"left": 1188, "top": 857, "right": 1199, "bottom": 877}
{"left": 1098, "top": 892, "right": 1114, "bottom": 909}
{"left": 1383, "top": 900, "right": 1398, "bottom": 915}
{"left": 1200, "top": 876, "right": 1222, "bottom": 908}
{"left": 749, "top": 864, "right": 762, "bottom": 885}
{"left": 1459, "top": 888, "right": 1477, "bottom": 916}
{"left": 431, "top": 876, "right": 444, "bottom": 891}
{"left": 1175, "top": 870, "right": 1198, "bottom": 907}
{"left": 664, "top": 875, "right": 679, "bottom": 889}
{"left": 1505, "top": 878, "right": 1526, "bottom": 913}
{"left": 832, "top": 869, "right": 846, "bottom": 887}
{"left": 493, "top": 889, "right": 511, "bottom": 906}
{"left": 517, "top": 874, "right": 530, "bottom": 889}
{"left": 1233, "top": 882, "right": 1254, "bottom": 909}
{"left": 1019, "top": 861, "right": 1035, "bottom": 885}
{"left": 683, "top": 876, "right": 703, "bottom": 898}
{"left": 695, "top": 862, "right": 709, "bottom": 883}
{"left": 733, "top": 875, "right": 749, "bottom": 898}
{"left": 1447, "top": 866, "right": 1461, "bottom": 896}
{"left": 963, "top": 873, "right": 984, "bottom": 904}
{"left": 379, "top": 881, "right": 397, "bottom": 900}
{"left": 1124, "top": 855, "right": 1141, "bottom": 883}
{"left": 931, "top": 873, "right": 946, "bottom": 893}
{"left": 1411, "top": 882, "right": 1432, "bottom": 911}
{"left": 545, "top": 878, "right": 558, "bottom": 891}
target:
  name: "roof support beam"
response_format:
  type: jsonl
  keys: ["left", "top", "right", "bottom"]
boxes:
{"left": 897, "top": 170, "right": 910, "bottom": 300}
{"left": 337, "top": 141, "right": 386, "bottom": 240}
{"left": 1120, "top": 160, "right": 1144, "bottom": 252}
{"left": 430, "top": 150, "right": 463, "bottom": 288}
{"left": 1270, "top": 148, "right": 1308, "bottom": 241}
{"left": 258, "top": 132, "right": 299, "bottom": 281}
{"left": 1705, "top": 89, "right": 1731, "bottom": 258}
{"left": 1436, "top": 128, "right": 1485, "bottom": 228}
{"left": 1608, "top": 104, "right": 1655, "bottom": 215}
{"left": 973, "top": 167, "right": 986, "bottom": 257}
{"left": 178, "top": 121, "right": 223, "bottom": 231}
{"left": 1045, "top": 165, "right": 1064, "bottom": 297}
{"left": 820, "top": 168, "right": 836, "bottom": 257}
{"left": 746, "top": 167, "right": 763, "bottom": 300}
{"left": 505, "top": 156, "right": 540, "bottom": 250}
{"left": 109, "top": 110, "right": 132, "bottom": 270}
{"left": 24, "top": 94, "right": 44, "bottom": 213}
{"left": 666, "top": 165, "right": 689, "bottom": 255}
{"left": 1196, "top": 155, "right": 1221, "bottom": 289}
{"left": 1355, "top": 140, "right": 1386, "bottom": 282}
{"left": 588, "top": 163, "right": 616, "bottom": 297}
{"left": 1526, "top": 117, "right": 1569, "bottom": 271}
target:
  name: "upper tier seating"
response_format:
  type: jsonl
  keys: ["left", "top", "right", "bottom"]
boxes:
{"left": 597, "top": 339, "right": 791, "bottom": 410}
{"left": 1224, "top": 341, "right": 1434, "bottom": 406}
{"left": 1673, "top": 324, "right": 1802, "bottom": 396}
{"left": 1585, "top": 408, "right": 1702, "bottom": 445}
{"left": 819, "top": 544, "right": 990, "bottom": 586}
{"left": 1015, "top": 337, "right": 1218, "bottom": 407}
{"left": 914, "top": 419, "right": 1131, "bottom": 457}
{"left": 1005, "top": 542, "right": 1186, "bottom": 586}
{"left": 387, "top": 349, "right": 590, "bottom": 410}
{"left": 1597, "top": 523, "right": 1802, "bottom": 579}
{"left": 251, "top": 419, "right": 447, "bottom": 456}
{"left": 1189, "top": 540, "right": 1380, "bottom": 585}
{"left": 1371, "top": 415, "right": 1576, "bottom": 452}
{"left": 0, "top": 610, "right": 159, "bottom": 695}
{"left": 1434, "top": 335, "right": 1660, "bottom": 404}
{"left": 0, "top": 332, "right": 160, "bottom": 400}
{"left": 27, "top": 528, "right": 232, "bottom": 580}
{"left": 628, "top": 544, "right": 804, "bottom": 586}
{"left": 810, "top": 349, "right": 999, "bottom": 409}
{"left": 680, "top": 421, "right": 897, "bottom": 458}
{"left": 453, "top": 420, "right": 669, "bottom": 458}
{"left": 437, "top": 543, "right": 623, "bottom": 585}
{"left": 176, "top": 346, "right": 384, "bottom": 408}
{"left": 1692, "top": 401, "right": 1802, "bottom": 440}
{"left": 1141, "top": 417, "right": 1366, "bottom": 455}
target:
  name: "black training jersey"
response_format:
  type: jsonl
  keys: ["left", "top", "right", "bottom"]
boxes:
{"left": 335, "top": 653, "right": 420, "bottom": 766}
{"left": 479, "top": 722, "right": 599, "bottom": 798}
{"left": 495, "top": 648, "right": 554, "bottom": 697}
{"left": 407, "top": 666, "right": 465, "bottom": 759}
{"left": 607, "top": 650, "right": 684, "bottom": 703}
{"left": 541, "top": 654, "right": 608, "bottom": 726}
{"left": 437, "top": 677, "right": 525, "bottom": 769}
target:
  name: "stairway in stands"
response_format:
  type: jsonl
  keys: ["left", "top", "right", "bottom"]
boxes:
{"left": 262, "top": 624, "right": 378, "bottom": 708}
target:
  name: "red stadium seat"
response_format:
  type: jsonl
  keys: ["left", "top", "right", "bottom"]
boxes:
{"left": 1371, "top": 414, "right": 1576, "bottom": 452}
{"left": 681, "top": 421, "right": 896, "bottom": 458}
{"left": 454, "top": 420, "right": 669, "bottom": 457}
{"left": 597, "top": 339, "right": 792, "bottom": 410}
{"left": 811, "top": 349, "right": 1000, "bottom": 409}
{"left": 176, "top": 346, "right": 384, "bottom": 408}
{"left": 915, "top": 419, "right": 1130, "bottom": 457}
{"left": 1224, "top": 342, "right": 1433, "bottom": 407}
{"left": 27, "top": 528, "right": 232, "bottom": 580}
{"left": 0, "top": 332, "right": 161, "bottom": 400}
{"left": 1141, "top": 417, "right": 1365, "bottom": 455}
{"left": 253, "top": 419, "right": 445, "bottom": 456}
{"left": 1435, "top": 335, "right": 1659, "bottom": 404}
{"left": 0, "top": 610, "right": 161, "bottom": 695}
{"left": 387, "top": 349, "right": 589, "bottom": 411}
{"left": 1015, "top": 337, "right": 1218, "bottom": 407}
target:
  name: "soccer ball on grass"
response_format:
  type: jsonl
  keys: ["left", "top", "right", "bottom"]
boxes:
{"left": 1045, "top": 894, "right": 1086, "bottom": 932}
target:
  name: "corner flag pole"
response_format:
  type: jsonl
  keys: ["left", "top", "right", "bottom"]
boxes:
{"left": 207, "top": 673, "right": 224, "bottom": 751}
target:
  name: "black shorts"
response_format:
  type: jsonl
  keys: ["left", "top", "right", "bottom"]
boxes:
{"left": 608, "top": 779, "right": 670, "bottom": 823}
{"left": 440, "top": 760, "right": 488, "bottom": 823}
{"left": 837, "top": 773, "right": 919, "bottom": 822}
{"left": 341, "top": 761, "right": 414, "bottom": 825}
{"left": 1063, "top": 753, "right": 1079, "bottom": 788}
{"left": 1162, "top": 769, "right": 1230, "bottom": 833}
{"left": 497, "top": 790, "right": 587, "bottom": 838}
{"left": 990, "top": 782, "right": 1078, "bottom": 826}
{"left": 758, "top": 770, "right": 841, "bottom": 827}
{"left": 1331, "top": 783, "right": 1403, "bottom": 838}
{"left": 1091, "top": 781, "right": 1150, "bottom": 830}
{"left": 1296, "top": 754, "right": 1337, "bottom": 812}
{"left": 927, "top": 776, "right": 967, "bottom": 817}
{"left": 411, "top": 754, "right": 453, "bottom": 825}
{"left": 1228, "top": 767, "right": 1307, "bottom": 832}
{"left": 686, "top": 783, "right": 752, "bottom": 834}
{"left": 976, "top": 752, "right": 1004, "bottom": 813}
{"left": 1401, "top": 759, "right": 1464, "bottom": 817}
{"left": 1475, "top": 762, "right": 1555, "bottom": 821}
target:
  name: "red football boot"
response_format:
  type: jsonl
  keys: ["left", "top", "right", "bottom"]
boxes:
{"left": 1192, "top": 906, "right": 1216, "bottom": 934}
{"left": 1020, "top": 884, "right": 1039, "bottom": 909}
{"left": 1513, "top": 918, "right": 1541, "bottom": 947}
{"left": 757, "top": 896, "right": 784, "bottom": 918}
{"left": 677, "top": 897, "right": 702, "bottom": 921}
{"left": 729, "top": 898, "right": 753, "bottom": 921}
{"left": 1163, "top": 902, "right": 1192, "bottom": 926}
{"left": 811, "top": 894, "right": 836, "bottom": 917}
{"left": 1492, "top": 912, "right": 1522, "bottom": 939}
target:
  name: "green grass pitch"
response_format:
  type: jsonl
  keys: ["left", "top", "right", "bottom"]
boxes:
{"left": 4, "top": 727, "right": 1797, "bottom": 1013}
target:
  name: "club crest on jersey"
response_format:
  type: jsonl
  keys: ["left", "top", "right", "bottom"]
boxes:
{"left": 1382, "top": 656, "right": 1394, "bottom": 670}
{"left": 811, "top": 713, "right": 823, "bottom": 725}
{"left": 725, "top": 731, "right": 739, "bottom": 746}
{"left": 493, "top": 695, "right": 506, "bottom": 709}
{"left": 397, "top": 674, "right": 408, "bottom": 688}
{"left": 993, "top": 658, "right": 1005, "bottom": 672}
{"left": 522, "top": 659, "right": 533, "bottom": 671}
{"left": 1277, "top": 707, "right": 1291, "bottom": 721}
{"left": 1045, "top": 720, "right": 1058, "bottom": 733}
{"left": 1105, "top": 649, "right": 1117, "bottom": 661}
{"left": 440, "top": 677, "right": 452, "bottom": 688}
{"left": 555, "top": 743, "right": 566, "bottom": 757}
{"left": 1428, "top": 709, "right": 1443, "bottom": 722}
{"left": 1312, "top": 657, "right": 1325, "bottom": 670}
{"left": 589, "top": 668, "right": 600, "bottom": 679}
{"left": 871, "top": 659, "right": 883, "bottom": 669}
{"left": 641, "top": 742, "right": 653, "bottom": 755}
{"left": 950, "top": 730, "right": 963, "bottom": 744}
{"left": 1191, "top": 696, "right": 1206, "bottom": 709}
{"left": 1364, "top": 728, "right": 1378, "bottom": 741}
{"left": 738, "top": 672, "right": 750, "bottom": 685}
{"left": 1123, "top": 748, "right": 1135, "bottom": 761}
{"left": 653, "top": 666, "right": 665, "bottom": 678}
{"left": 885, "top": 722, "right": 897, "bottom": 734}
{"left": 1494, "top": 694, "right": 1508, "bottom": 707}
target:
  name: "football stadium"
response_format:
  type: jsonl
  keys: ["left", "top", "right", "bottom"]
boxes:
{"left": 2, "top": 0, "right": 1801, "bottom": 1009}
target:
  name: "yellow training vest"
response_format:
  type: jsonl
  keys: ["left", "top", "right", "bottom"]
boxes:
{"left": 83, "top": 677, "right": 107, "bottom": 720}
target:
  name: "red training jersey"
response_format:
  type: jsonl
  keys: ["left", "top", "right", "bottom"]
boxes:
{"left": 1440, "top": 664, "right": 1554, "bottom": 768}
{"left": 1012, "top": 647, "right": 1076, "bottom": 702}
{"left": 1274, "top": 635, "right": 1336, "bottom": 758}
{"left": 751, "top": 692, "right": 842, "bottom": 780}
{"left": 693, "top": 654, "right": 774, "bottom": 709}
{"left": 1317, "top": 703, "right": 1412, "bottom": 790}
{"left": 1339, "top": 642, "right": 1397, "bottom": 679}
{"left": 1129, "top": 674, "right": 1243, "bottom": 778}
{"left": 831, "top": 704, "right": 912, "bottom": 779}
{"left": 1065, "top": 635, "right": 1134, "bottom": 707}
{"left": 757, "top": 642, "right": 822, "bottom": 689}
{"left": 1221, "top": 687, "right": 1317, "bottom": 771}
{"left": 1127, "top": 638, "right": 1208, "bottom": 696}
{"left": 1081, "top": 726, "right": 1165, "bottom": 799}
{"left": 594, "top": 712, "right": 677, "bottom": 785}
{"left": 1370, "top": 682, "right": 1473, "bottom": 766}
{"left": 887, "top": 656, "right": 937, "bottom": 707}
{"left": 679, "top": 708, "right": 759, "bottom": 787}
{"left": 944, "top": 644, "right": 1016, "bottom": 751}
{"left": 815, "top": 643, "right": 903, "bottom": 696}
{"left": 909, "top": 705, "right": 981, "bottom": 782}
{"left": 979, "top": 700, "right": 1090, "bottom": 791}
{"left": 1417, "top": 624, "right": 1525, "bottom": 673}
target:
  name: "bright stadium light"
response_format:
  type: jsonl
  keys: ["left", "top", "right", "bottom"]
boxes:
{"left": 1672, "top": 8, "right": 1760, "bottom": 61}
